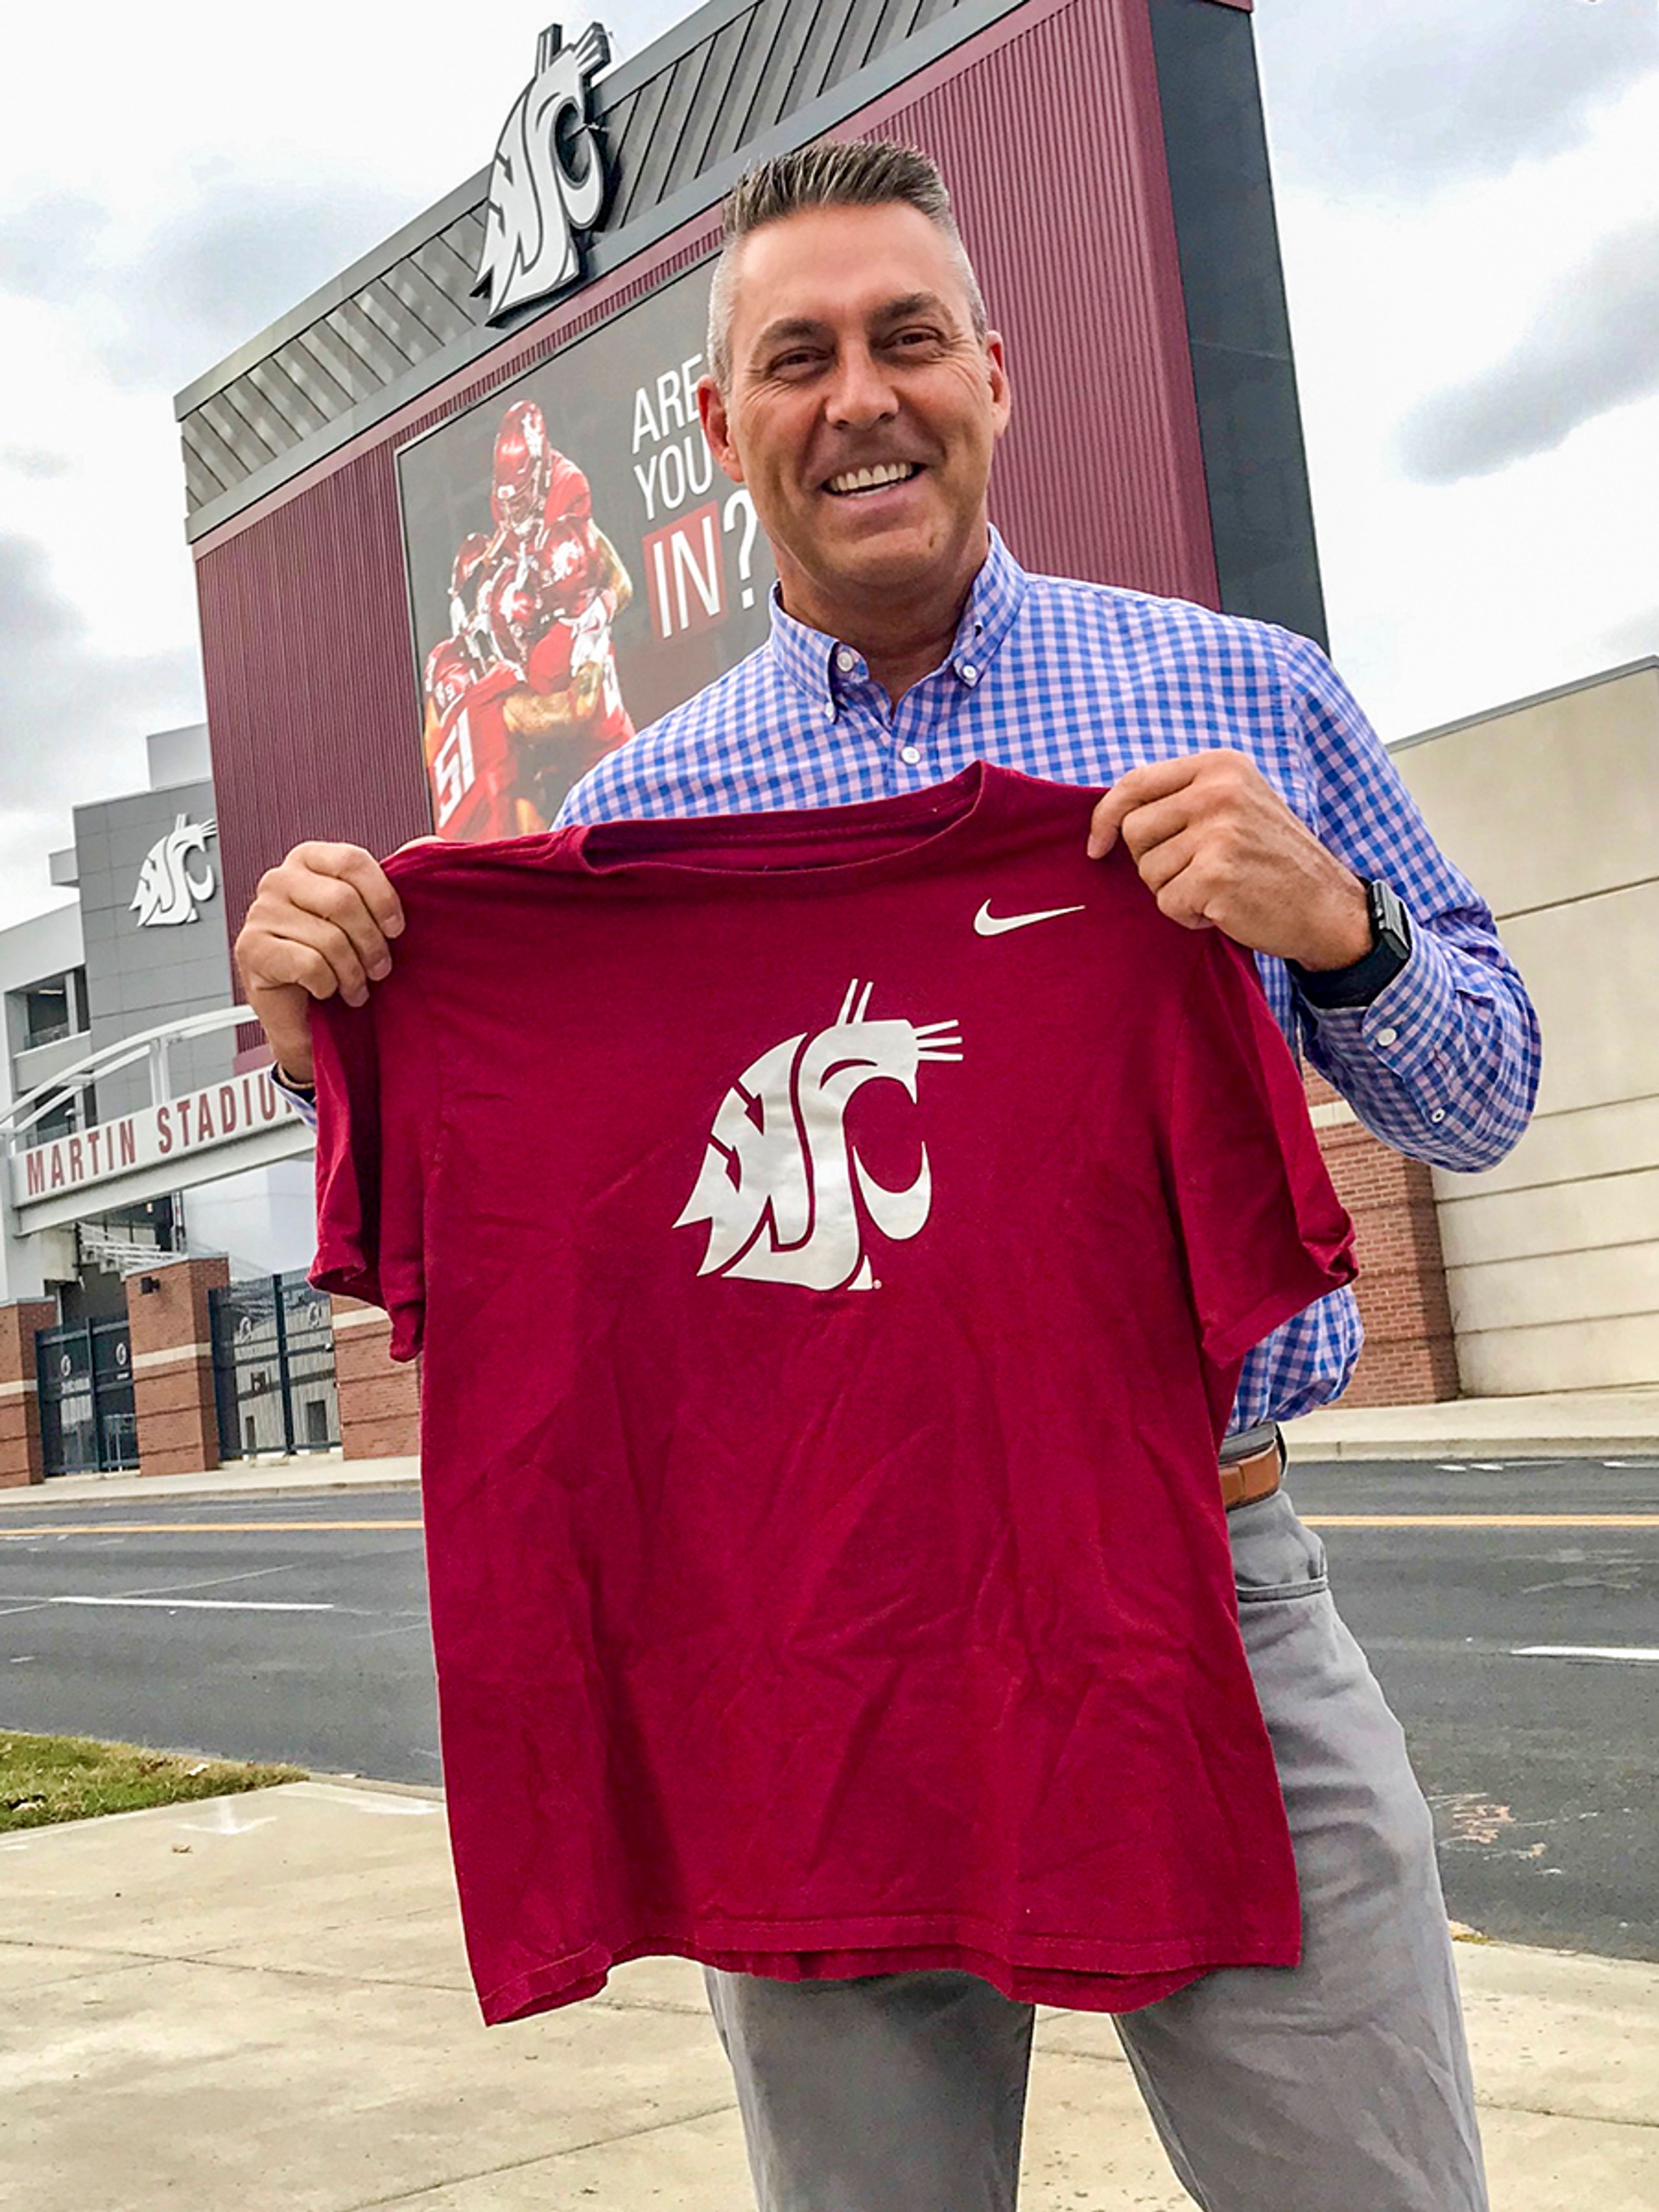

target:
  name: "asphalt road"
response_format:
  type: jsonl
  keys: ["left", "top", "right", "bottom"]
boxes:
{"left": 1, "top": 1458, "right": 1655, "bottom": 1961}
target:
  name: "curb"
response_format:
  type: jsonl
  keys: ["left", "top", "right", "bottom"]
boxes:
{"left": 0, "top": 1471, "right": 420, "bottom": 1510}
{"left": 1283, "top": 1436, "right": 1659, "bottom": 1464}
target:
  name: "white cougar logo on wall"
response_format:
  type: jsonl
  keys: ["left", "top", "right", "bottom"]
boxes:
{"left": 130, "top": 815, "right": 217, "bottom": 928}
{"left": 676, "top": 981, "right": 963, "bottom": 1293}
{"left": 474, "top": 23, "right": 612, "bottom": 322}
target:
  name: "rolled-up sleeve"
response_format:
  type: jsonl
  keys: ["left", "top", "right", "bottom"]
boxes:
{"left": 271, "top": 1064, "right": 320, "bottom": 1132}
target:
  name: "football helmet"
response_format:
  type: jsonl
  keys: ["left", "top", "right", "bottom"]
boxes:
{"left": 423, "top": 636, "right": 475, "bottom": 720}
{"left": 491, "top": 398, "right": 552, "bottom": 533}
{"left": 479, "top": 543, "right": 548, "bottom": 672}
{"left": 446, "top": 532, "right": 494, "bottom": 664}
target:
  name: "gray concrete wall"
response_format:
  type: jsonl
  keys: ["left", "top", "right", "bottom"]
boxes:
{"left": 0, "top": 905, "right": 86, "bottom": 1301}
{"left": 74, "top": 776, "right": 233, "bottom": 1119}
{"left": 0, "top": 905, "right": 84, "bottom": 1103}
{"left": 1394, "top": 661, "right": 1659, "bottom": 1394}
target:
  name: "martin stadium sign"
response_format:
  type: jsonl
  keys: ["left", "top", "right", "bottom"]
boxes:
{"left": 10, "top": 1069, "right": 302, "bottom": 1214}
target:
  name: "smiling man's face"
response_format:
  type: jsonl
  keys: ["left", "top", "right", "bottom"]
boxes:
{"left": 699, "top": 200, "right": 1011, "bottom": 639}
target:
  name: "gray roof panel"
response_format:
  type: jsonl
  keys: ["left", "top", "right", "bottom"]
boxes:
{"left": 728, "top": 3, "right": 820, "bottom": 163}
{"left": 271, "top": 334, "right": 354, "bottom": 420}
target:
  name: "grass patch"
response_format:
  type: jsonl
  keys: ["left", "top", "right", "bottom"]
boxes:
{"left": 0, "top": 1731, "right": 305, "bottom": 1833}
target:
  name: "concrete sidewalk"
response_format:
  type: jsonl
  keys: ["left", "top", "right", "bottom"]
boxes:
{"left": 1, "top": 1780, "right": 1653, "bottom": 2211}
{"left": 3, "top": 1385, "right": 1655, "bottom": 1510}
{"left": 0, "top": 1448, "right": 423, "bottom": 1507}
{"left": 1283, "top": 1386, "right": 1659, "bottom": 1463}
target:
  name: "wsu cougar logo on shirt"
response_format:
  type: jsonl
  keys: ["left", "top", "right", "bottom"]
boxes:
{"left": 676, "top": 981, "right": 963, "bottom": 1292}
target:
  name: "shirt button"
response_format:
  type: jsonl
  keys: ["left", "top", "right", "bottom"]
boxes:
{"left": 1376, "top": 1026, "right": 1399, "bottom": 1046}
{"left": 835, "top": 648, "right": 856, "bottom": 674}
{"left": 959, "top": 663, "right": 978, "bottom": 684}
{"left": 900, "top": 745, "right": 921, "bottom": 765}
{"left": 823, "top": 703, "right": 835, "bottom": 721}
{"left": 1430, "top": 1108, "right": 1446, "bottom": 1124}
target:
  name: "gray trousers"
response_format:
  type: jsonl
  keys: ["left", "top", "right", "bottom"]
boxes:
{"left": 703, "top": 1488, "right": 1488, "bottom": 2212}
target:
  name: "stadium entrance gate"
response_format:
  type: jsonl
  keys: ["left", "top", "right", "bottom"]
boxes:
{"left": 35, "top": 1320, "right": 138, "bottom": 1475}
{"left": 210, "top": 1272, "right": 340, "bottom": 1460}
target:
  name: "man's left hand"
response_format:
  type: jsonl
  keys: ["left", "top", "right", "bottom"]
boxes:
{"left": 1087, "top": 750, "right": 1373, "bottom": 972}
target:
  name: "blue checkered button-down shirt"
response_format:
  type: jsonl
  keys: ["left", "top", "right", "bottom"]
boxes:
{"left": 556, "top": 529, "right": 1540, "bottom": 1430}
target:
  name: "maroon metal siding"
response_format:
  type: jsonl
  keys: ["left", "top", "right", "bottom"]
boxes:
{"left": 198, "top": 438, "right": 425, "bottom": 955}
{"left": 849, "top": 0, "right": 1217, "bottom": 601}
{"left": 198, "top": 0, "right": 1217, "bottom": 949}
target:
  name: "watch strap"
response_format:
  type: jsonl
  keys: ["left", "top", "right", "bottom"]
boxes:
{"left": 1290, "top": 879, "right": 1412, "bottom": 1010}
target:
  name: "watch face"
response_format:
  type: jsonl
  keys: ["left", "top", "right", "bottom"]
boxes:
{"left": 1368, "top": 879, "right": 1411, "bottom": 958}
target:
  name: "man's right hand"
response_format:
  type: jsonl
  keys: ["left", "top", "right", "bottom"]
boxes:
{"left": 233, "top": 842, "right": 404, "bottom": 1087}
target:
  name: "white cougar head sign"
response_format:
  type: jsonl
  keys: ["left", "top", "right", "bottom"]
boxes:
{"left": 131, "top": 815, "right": 217, "bottom": 928}
{"left": 676, "top": 981, "right": 963, "bottom": 1294}
{"left": 474, "top": 22, "right": 613, "bottom": 323}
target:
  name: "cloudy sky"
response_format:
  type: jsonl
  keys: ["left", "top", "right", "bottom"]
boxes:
{"left": 0, "top": 0, "right": 1655, "bottom": 930}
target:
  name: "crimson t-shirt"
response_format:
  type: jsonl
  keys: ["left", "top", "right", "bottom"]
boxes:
{"left": 310, "top": 763, "right": 1355, "bottom": 2024}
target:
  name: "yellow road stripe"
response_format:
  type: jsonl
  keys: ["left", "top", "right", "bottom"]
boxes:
{"left": 3, "top": 1514, "right": 1657, "bottom": 1538}
{"left": 1303, "top": 1514, "right": 1659, "bottom": 1529}
{"left": 0, "top": 1520, "right": 423, "bottom": 1537}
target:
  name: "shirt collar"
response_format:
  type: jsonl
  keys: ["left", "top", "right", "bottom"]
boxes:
{"left": 765, "top": 526, "right": 1029, "bottom": 712}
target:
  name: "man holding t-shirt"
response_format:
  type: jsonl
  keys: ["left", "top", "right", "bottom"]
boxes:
{"left": 236, "top": 143, "right": 1537, "bottom": 2212}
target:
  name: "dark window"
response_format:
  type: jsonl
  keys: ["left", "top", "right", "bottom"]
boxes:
{"left": 32, "top": 1089, "right": 79, "bottom": 1142}
{"left": 21, "top": 976, "right": 73, "bottom": 1049}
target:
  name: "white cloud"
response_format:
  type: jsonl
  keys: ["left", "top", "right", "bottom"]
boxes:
{"left": 1255, "top": 0, "right": 1658, "bottom": 200}
{"left": 1261, "top": 44, "right": 1659, "bottom": 735}
{"left": 0, "top": 531, "right": 199, "bottom": 799}
{"left": 1398, "top": 216, "right": 1659, "bottom": 481}
{"left": 0, "top": 3, "right": 686, "bottom": 221}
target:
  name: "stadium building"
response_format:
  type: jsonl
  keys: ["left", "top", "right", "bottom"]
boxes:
{"left": 4, "top": 0, "right": 1653, "bottom": 1483}
{"left": 0, "top": 726, "right": 323, "bottom": 1480}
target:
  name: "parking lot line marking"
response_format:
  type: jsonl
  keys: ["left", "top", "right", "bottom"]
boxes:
{"left": 0, "top": 1520, "right": 422, "bottom": 1537}
{"left": 1511, "top": 1646, "right": 1659, "bottom": 1663}
{"left": 1303, "top": 1515, "right": 1659, "bottom": 1529}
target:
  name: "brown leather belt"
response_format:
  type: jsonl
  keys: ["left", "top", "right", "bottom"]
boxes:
{"left": 1219, "top": 1436, "right": 1283, "bottom": 1513}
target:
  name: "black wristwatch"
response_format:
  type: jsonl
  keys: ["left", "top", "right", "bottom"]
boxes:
{"left": 1289, "top": 878, "right": 1413, "bottom": 1009}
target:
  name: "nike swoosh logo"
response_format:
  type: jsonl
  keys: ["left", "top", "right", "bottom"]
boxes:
{"left": 973, "top": 900, "right": 1086, "bottom": 937}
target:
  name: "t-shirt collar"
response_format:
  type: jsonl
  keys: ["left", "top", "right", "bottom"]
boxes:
{"left": 765, "top": 526, "right": 1028, "bottom": 715}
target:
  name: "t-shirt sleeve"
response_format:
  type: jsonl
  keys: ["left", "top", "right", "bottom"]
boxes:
{"left": 308, "top": 982, "right": 435, "bottom": 1362}
{"left": 1162, "top": 934, "right": 1357, "bottom": 1373}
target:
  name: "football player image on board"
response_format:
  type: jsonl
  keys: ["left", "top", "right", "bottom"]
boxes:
{"left": 423, "top": 397, "right": 636, "bottom": 837}
{"left": 421, "top": 639, "right": 532, "bottom": 842}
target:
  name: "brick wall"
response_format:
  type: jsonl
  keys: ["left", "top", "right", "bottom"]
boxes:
{"left": 331, "top": 1297, "right": 421, "bottom": 1459}
{"left": 1306, "top": 1072, "right": 1459, "bottom": 1405}
{"left": 126, "top": 1256, "right": 230, "bottom": 1478}
{"left": 0, "top": 1299, "right": 57, "bottom": 1487}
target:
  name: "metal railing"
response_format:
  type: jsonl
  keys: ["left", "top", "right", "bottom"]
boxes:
{"left": 0, "top": 1004, "right": 260, "bottom": 1154}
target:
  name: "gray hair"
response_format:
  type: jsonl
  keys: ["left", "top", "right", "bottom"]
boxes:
{"left": 705, "top": 141, "right": 989, "bottom": 390}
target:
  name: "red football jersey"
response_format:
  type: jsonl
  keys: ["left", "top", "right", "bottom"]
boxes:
{"left": 311, "top": 764, "right": 1356, "bottom": 2025}
{"left": 425, "top": 664, "right": 523, "bottom": 842}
